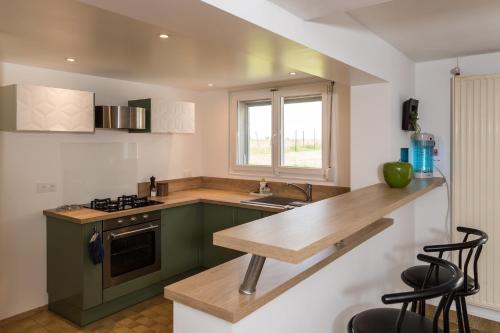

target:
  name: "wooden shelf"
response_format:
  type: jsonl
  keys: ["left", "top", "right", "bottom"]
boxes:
{"left": 214, "top": 178, "right": 444, "bottom": 264}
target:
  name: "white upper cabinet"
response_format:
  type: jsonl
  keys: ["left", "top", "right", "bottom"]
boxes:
{"left": 151, "top": 99, "right": 195, "bottom": 134}
{"left": 0, "top": 84, "right": 94, "bottom": 132}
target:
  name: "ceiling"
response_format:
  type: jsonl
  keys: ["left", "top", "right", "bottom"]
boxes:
{"left": 268, "top": 0, "right": 392, "bottom": 20}
{"left": 0, "top": 0, "right": 381, "bottom": 91}
{"left": 271, "top": 0, "right": 500, "bottom": 62}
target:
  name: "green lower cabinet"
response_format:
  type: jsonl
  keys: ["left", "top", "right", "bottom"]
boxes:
{"left": 163, "top": 204, "right": 202, "bottom": 278}
{"left": 202, "top": 204, "right": 240, "bottom": 268}
{"left": 46, "top": 203, "right": 275, "bottom": 326}
{"left": 261, "top": 210, "right": 276, "bottom": 218}
{"left": 235, "top": 207, "right": 263, "bottom": 225}
{"left": 47, "top": 218, "right": 103, "bottom": 324}
{"left": 202, "top": 205, "right": 269, "bottom": 268}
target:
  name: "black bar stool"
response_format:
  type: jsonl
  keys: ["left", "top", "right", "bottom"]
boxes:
{"left": 348, "top": 254, "right": 463, "bottom": 333}
{"left": 401, "top": 227, "right": 488, "bottom": 333}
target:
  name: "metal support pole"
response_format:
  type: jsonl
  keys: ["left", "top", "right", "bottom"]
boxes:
{"left": 239, "top": 255, "right": 267, "bottom": 295}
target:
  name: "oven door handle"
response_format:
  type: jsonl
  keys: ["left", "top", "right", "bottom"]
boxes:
{"left": 109, "top": 224, "right": 159, "bottom": 239}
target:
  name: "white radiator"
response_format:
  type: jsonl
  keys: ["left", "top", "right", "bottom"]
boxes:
{"left": 453, "top": 74, "right": 500, "bottom": 310}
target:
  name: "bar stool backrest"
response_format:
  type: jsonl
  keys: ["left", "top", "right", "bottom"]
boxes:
{"left": 423, "top": 227, "right": 488, "bottom": 294}
{"left": 382, "top": 254, "right": 463, "bottom": 333}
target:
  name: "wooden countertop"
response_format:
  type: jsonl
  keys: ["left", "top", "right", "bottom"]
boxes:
{"left": 165, "top": 217, "right": 394, "bottom": 322}
{"left": 43, "top": 189, "right": 285, "bottom": 224}
{"left": 213, "top": 178, "right": 444, "bottom": 264}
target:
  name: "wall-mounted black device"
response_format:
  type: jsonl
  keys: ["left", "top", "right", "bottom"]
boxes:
{"left": 402, "top": 98, "right": 419, "bottom": 131}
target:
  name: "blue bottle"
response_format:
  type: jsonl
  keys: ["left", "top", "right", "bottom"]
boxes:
{"left": 411, "top": 133, "right": 435, "bottom": 178}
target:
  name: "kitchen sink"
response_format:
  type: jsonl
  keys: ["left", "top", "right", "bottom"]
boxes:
{"left": 240, "top": 196, "right": 309, "bottom": 209}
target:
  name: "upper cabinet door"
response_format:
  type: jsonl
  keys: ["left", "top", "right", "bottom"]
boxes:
{"left": 151, "top": 99, "right": 195, "bottom": 134}
{"left": 0, "top": 84, "right": 94, "bottom": 132}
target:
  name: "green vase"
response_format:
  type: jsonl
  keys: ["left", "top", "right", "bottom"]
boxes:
{"left": 383, "top": 162, "right": 413, "bottom": 188}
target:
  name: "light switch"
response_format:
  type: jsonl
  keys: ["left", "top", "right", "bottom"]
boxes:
{"left": 37, "top": 182, "right": 57, "bottom": 193}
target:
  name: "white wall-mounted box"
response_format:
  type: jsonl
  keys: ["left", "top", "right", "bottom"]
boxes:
{"left": 0, "top": 84, "right": 94, "bottom": 132}
{"left": 151, "top": 99, "right": 195, "bottom": 134}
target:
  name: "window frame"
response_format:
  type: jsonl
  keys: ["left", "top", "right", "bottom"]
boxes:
{"left": 275, "top": 84, "right": 331, "bottom": 178}
{"left": 229, "top": 89, "right": 274, "bottom": 174}
{"left": 229, "top": 83, "right": 333, "bottom": 180}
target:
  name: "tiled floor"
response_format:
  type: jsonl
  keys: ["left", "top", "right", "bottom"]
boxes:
{"left": 1, "top": 296, "right": 496, "bottom": 333}
{"left": 427, "top": 304, "right": 495, "bottom": 333}
{"left": 0, "top": 296, "right": 173, "bottom": 333}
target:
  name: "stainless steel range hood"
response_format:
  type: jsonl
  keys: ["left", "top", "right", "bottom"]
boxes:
{"left": 95, "top": 106, "right": 146, "bottom": 130}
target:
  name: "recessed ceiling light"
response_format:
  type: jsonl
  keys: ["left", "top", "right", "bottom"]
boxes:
{"left": 158, "top": 34, "right": 169, "bottom": 39}
{"left": 66, "top": 57, "right": 76, "bottom": 62}
{"left": 289, "top": 72, "right": 297, "bottom": 76}
{"left": 207, "top": 83, "right": 214, "bottom": 87}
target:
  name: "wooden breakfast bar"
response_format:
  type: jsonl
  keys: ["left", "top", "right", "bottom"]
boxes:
{"left": 164, "top": 178, "right": 444, "bottom": 332}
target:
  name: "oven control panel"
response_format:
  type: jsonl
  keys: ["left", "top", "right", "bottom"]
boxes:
{"left": 103, "top": 210, "right": 161, "bottom": 231}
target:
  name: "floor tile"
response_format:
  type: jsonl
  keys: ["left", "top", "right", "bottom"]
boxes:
{"left": 0, "top": 296, "right": 173, "bottom": 333}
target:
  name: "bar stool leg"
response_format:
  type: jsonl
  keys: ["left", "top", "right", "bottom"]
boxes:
{"left": 419, "top": 299, "right": 426, "bottom": 316}
{"left": 410, "top": 301, "right": 417, "bottom": 312}
{"left": 460, "top": 296, "right": 471, "bottom": 333}
{"left": 443, "top": 296, "right": 450, "bottom": 333}
{"left": 410, "top": 289, "right": 417, "bottom": 312}
{"left": 454, "top": 296, "right": 465, "bottom": 333}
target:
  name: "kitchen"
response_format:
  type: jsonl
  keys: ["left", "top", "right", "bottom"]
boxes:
{"left": 1, "top": 1, "right": 499, "bottom": 333}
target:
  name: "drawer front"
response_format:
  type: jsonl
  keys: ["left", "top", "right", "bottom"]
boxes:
{"left": 103, "top": 210, "right": 161, "bottom": 231}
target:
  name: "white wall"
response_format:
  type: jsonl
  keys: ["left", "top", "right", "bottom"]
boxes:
{"left": 415, "top": 51, "right": 500, "bottom": 321}
{"left": 0, "top": 62, "right": 204, "bottom": 320}
{"left": 350, "top": 83, "right": 391, "bottom": 189}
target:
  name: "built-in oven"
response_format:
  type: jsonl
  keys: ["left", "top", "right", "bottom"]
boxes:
{"left": 102, "top": 210, "right": 161, "bottom": 289}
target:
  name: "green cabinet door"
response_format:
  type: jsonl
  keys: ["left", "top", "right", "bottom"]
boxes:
{"left": 261, "top": 211, "right": 276, "bottom": 218}
{"left": 128, "top": 98, "right": 151, "bottom": 133}
{"left": 163, "top": 204, "right": 202, "bottom": 278}
{"left": 202, "top": 204, "right": 242, "bottom": 268}
{"left": 47, "top": 218, "right": 103, "bottom": 324}
{"left": 235, "top": 207, "right": 263, "bottom": 225}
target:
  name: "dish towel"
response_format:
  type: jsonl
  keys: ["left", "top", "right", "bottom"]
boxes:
{"left": 89, "top": 231, "right": 104, "bottom": 265}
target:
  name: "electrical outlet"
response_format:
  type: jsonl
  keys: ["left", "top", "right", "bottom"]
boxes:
{"left": 36, "top": 182, "right": 57, "bottom": 193}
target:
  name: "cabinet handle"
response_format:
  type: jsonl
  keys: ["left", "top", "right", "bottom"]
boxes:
{"left": 142, "top": 214, "right": 149, "bottom": 219}
{"left": 130, "top": 216, "right": 137, "bottom": 222}
{"left": 110, "top": 224, "right": 158, "bottom": 239}
{"left": 117, "top": 219, "right": 124, "bottom": 224}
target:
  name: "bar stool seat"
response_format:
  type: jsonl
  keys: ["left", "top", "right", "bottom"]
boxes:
{"left": 347, "top": 254, "right": 463, "bottom": 333}
{"left": 400, "top": 227, "right": 488, "bottom": 333}
{"left": 402, "top": 265, "right": 475, "bottom": 292}
{"left": 349, "top": 308, "right": 439, "bottom": 333}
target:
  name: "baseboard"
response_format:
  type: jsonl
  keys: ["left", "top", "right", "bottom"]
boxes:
{"left": 0, "top": 304, "right": 48, "bottom": 326}
{"left": 466, "top": 303, "right": 500, "bottom": 323}
{"left": 427, "top": 304, "right": 500, "bottom": 331}
{"left": 427, "top": 299, "right": 500, "bottom": 323}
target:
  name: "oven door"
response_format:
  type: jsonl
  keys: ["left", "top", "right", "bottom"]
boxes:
{"left": 103, "top": 220, "right": 161, "bottom": 289}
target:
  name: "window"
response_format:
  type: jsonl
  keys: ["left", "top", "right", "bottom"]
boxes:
{"left": 281, "top": 96, "right": 323, "bottom": 168}
{"left": 230, "top": 83, "right": 333, "bottom": 180}
{"left": 237, "top": 100, "right": 272, "bottom": 166}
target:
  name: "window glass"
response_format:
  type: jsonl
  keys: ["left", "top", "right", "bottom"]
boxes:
{"left": 237, "top": 100, "right": 272, "bottom": 166}
{"left": 281, "top": 96, "right": 322, "bottom": 168}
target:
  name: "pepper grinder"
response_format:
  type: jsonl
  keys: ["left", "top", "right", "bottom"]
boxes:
{"left": 150, "top": 176, "right": 157, "bottom": 197}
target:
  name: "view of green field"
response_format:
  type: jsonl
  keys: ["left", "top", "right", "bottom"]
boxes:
{"left": 242, "top": 97, "right": 323, "bottom": 168}
{"left": 248, "top": 138, "right": 322, "bottom": 168}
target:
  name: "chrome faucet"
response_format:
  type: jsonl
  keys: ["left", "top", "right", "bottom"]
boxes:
{"left": 287, "top": 183, "right": 313, "bottom": 202}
